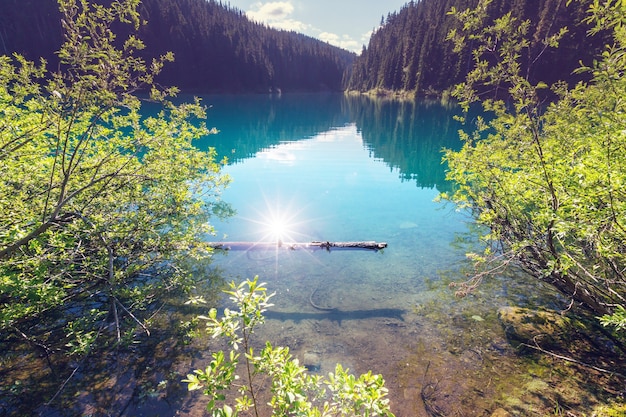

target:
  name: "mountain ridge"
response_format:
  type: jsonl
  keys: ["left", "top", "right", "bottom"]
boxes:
{"left": 0, "top": 0, "right": 355, "bottom": 93}
{"left": 343, "top": 0, "right": 605, "bottom": 98}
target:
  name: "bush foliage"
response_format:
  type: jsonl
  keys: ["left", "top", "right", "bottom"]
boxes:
{"left": 443, "top": 0, "right": 626, "bottom": 329}
{"left": 0, "top": 0, "right": 228, "bottom": 369}
{"left": 184, "top": 277, "right": 395, "bottom": 417}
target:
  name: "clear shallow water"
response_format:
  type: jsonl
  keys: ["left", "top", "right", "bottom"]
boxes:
{"left": 160, "top": 94, "right": 572, "bottom": 416}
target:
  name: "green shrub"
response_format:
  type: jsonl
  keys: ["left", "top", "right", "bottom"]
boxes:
{"left": 183, "top": 277, "right": 395, "bottom": 417}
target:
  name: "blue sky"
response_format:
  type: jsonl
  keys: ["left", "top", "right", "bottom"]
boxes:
{"left": 224, "top": 1, "right": 410, "bottom": 53}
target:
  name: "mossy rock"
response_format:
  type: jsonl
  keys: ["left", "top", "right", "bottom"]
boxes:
{"left": 592, "top": 403, "right": 626, "bottom": 417}
{"left": 497, "top": 307, "right": 579, "bottom": 349}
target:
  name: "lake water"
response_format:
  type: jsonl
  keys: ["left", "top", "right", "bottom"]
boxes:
{"left": 130, "top": 94, "right": 592, "bottom": 416}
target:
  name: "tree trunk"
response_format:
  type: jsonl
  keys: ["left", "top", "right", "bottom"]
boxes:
{"left": 208, "top": 241, "right": 387, "bottom": 252}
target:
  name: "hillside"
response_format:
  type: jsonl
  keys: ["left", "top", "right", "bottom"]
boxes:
{"left": 343, "top": 0, "right": 604, "bottom": 97}
{"left": 0, "top": 0, "right": 355, "bottom": 93}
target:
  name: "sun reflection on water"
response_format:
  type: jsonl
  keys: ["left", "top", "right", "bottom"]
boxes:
{"left": 245, "top": 194, "right": 314, "bottom": 245}
{"left": 266, "top": 219, "right": 290, "bottom": 243}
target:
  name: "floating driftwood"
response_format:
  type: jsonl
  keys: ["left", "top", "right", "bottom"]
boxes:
{"left": 208, "top": 240, "right": 387, "bottom": 252}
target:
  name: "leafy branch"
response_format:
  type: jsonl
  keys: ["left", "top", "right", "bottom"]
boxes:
{"left": 442, "top": 0, "right": 626, "bottom": 328}
{"left": 0, "top": 0, "right": 231, "bottom": 406}
{"left": 183, "top": 276, "right": 395, "bottom": 417}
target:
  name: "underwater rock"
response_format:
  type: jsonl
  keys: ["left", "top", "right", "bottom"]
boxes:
{"left": 303, "top": 352, "right": 321, "bottom": 372}
{"left": 490, "top": 408, "right": 511, "bottom": 417}
{"left": 497, "top": 306, "right": 575, "bottom": 350}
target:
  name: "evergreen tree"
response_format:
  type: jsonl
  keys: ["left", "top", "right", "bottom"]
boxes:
{"left": 344, "top": 0, "right": 605, "bottom": 98}
{"left": 1, "top": 0, "right": 355, "bottom": 93}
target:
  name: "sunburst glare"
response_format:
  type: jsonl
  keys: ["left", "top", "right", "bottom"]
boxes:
{"left": 258, "top": 208, "right": 302, "bottom": 243}
{"left": 265, "top": 216, "right": 291, "bottom": 242}
{"left": 243, "top": 193, "right": 315, "bottom": 245}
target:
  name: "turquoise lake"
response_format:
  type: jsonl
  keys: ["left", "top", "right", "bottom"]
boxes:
{"left": 137, "top": 93, "right": 570, "bottom": 416}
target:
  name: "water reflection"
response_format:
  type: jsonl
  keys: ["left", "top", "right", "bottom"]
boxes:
{"left": 195, "top": 94, "right": 462, "bottom": 191}
{"left": 345, "top": 96, "right": 462, "bottom": 191}
{"left": 195, "top": 93, "right": 351, "bottom": 163}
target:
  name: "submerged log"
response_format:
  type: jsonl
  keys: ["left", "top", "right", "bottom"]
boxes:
{"left": 208, "top": 240, "right": 387, "bottom": 252}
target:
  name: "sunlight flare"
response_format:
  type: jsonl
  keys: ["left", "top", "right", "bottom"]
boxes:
{"left": 260, "top": 209, "right": 300, "bottom": 243}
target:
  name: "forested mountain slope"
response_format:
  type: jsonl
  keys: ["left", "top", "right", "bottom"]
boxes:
{"left": 0, "top": 0, "right": 355, "bottom": 93}
{"left": 344, "top": 0, "right": 604, "bottom": 97}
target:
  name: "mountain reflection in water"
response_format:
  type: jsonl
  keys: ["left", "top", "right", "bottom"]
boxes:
{"left": 192, "top": 93, "right": 463, "bottom": 191}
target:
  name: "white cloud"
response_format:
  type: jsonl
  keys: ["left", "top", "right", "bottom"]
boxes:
{"left": 246, "top": 1, "right": 363, "bottom": 53}
{"left": 318, "top": 32, "right": 339, "bottom": 43}
{"left": 318, "top": 32, "right": 360, "bottom": 52}
{"left": 247, "top": 1, "right": 292, "bottom": 21}
{"left": 271, "top": 18, "right": 310, "bottom": 32}
{"left": 246, "top": 1, "right": 309, "bottom": 32}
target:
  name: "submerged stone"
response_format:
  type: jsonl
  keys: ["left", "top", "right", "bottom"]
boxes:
{"left": 490, "top": 408, "right": 511, "bottom": 417}
{"left": 497, "top": 306, "right": 575, "bottom": 349}
{"left": 303, "top": 352, "right": 321, "bottom": 372}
